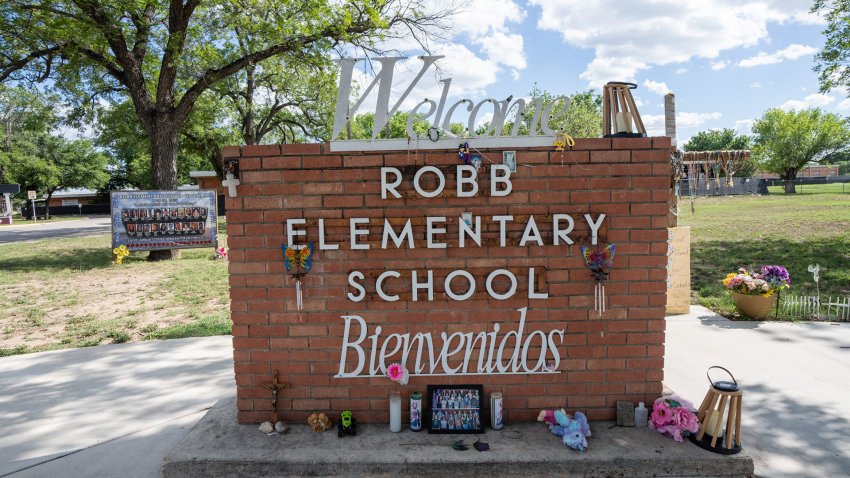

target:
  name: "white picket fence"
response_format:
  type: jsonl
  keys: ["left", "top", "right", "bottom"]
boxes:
{"left": 779, "top": 295, "right": 850, "bottom": 321}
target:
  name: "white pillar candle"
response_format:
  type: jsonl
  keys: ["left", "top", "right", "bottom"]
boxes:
{"left": 389, "top": 392, "right": 402, "bottom": 432}
{"left": 706, "top": 409, "right": 723, "bottom": 437}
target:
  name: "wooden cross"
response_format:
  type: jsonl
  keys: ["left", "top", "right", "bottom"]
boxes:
{"left": 222, "top": 173, "right": 240, "bottom": 197}
{"left": 261, "top": 370, "right": 288, "bottom": 423}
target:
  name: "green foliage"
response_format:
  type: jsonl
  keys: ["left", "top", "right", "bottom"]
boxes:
{"left": 6, "top": 134, "right": 109, "bottom": 206}
{"left": 684, "top": 128, "right": 752, "bottom": 152}
{"left": 752, "top": 108, "right": 850, "bottom": 190}
{"left": 0, "top": 0, "right": 452, "bottom": 190}
{"left": 347, "top": 87, "right": 603, "bottom": 140}
{"left": 511, "top": 87, "right": 603, "bottom": 138}
{"left": 812, "top": 0, "right": 850, "bottom": 96}
{"left": 214, "top": 54, "right": 338, "bottom": 144}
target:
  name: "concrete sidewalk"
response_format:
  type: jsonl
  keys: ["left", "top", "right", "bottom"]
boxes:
{"left": 0, "top": 336, "right": 233, "bottom": 477}
{"left": 0, "top": 216, "right": 112, "bottom": 244}
{"left": 664, "top": 306, "right": 850, "bottom": 478}
{"left": 1, "top": 307, "right": 848, "bottom": 477}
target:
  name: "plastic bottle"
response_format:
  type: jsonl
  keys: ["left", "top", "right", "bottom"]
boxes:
{"left": 634, "top": 402, "right": 648, "bottom": 427}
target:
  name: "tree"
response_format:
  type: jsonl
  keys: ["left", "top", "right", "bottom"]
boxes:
{"left": 213, "top": 48, "right": 337, "bottom": 145}
{"left": 0, "top": 86, "right": 59, "bottom": 183}
{"left": 752, "top": 108, "right": 850, "bottom": 193}
{"left": 1, "top": 0, "right": 450, "bottom": 259}
{"left": 683, "top": 128, "right": 752, "bottom": 152}
{"left": 812, "top": 0, "right": 850, "bottom": 96}
{"left": 9, "top": 135, "right": 109, "bottom": 216}
{"left": 510, "top": 88, "right": 602, "bottom": 138}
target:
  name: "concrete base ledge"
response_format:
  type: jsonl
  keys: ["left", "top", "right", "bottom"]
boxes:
{"left": 163, "top": 398, "right": 754, "bottom": 478}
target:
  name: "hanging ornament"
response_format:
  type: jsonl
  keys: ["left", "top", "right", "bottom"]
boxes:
{"left": 581, "top": 244, "right": 616, "bottom": 316}
{"left": 458, "top": 141, "right": 471, "bottom": 165}
{"left": 553, "top": 131, "right": 575, "bottom": 152}
{"left": 282, "top": 242, "right": 314, "bottom": 310}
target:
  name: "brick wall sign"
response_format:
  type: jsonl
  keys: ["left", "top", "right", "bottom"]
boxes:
{"left": 226, "top": 138, "right": 671, "bottom": 424}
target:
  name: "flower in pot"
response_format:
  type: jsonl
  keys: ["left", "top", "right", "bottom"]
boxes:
{"left": 722, "top": 266, "right": 790, "bottom": 319}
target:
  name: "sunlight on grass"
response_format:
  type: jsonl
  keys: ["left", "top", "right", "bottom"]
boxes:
{"left": 680, "top": 186, "right": 850, "bottom": 318}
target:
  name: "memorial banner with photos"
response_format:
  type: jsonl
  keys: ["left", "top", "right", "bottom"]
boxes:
{"left": 111, "top": 190, "right": 218, "bottom": 251}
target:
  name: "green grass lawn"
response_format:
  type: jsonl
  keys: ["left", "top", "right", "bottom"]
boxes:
{"left": 680, "top": 184, "right": 850, "bottom": 318}
{"left": 0, "top": 219, "right": 230, "bottom": 356}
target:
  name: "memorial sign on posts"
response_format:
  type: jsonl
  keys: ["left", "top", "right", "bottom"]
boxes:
{"left": 110, "top": 190, "right": 218, "bottom": 251}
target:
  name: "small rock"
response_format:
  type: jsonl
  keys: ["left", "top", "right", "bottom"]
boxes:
{"left": 259, "top": 422, "right": 274, "bottom": 434}
{"left": 274, "top": 421, "right": 288, "bottom": 434}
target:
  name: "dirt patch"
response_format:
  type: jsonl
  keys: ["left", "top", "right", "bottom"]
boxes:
{"left": 1, "top": 262, "right": 227, "bottom": 353}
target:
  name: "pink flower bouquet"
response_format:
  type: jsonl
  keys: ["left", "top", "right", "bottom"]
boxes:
{"left": 386, "top": 362, "right": 409, "bottom": 385}
{"left": 649, "top": 395, "right": 699, "bottom": 442}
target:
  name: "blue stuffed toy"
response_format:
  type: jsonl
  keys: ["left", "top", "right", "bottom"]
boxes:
{"left": 544, "top": 409, "right": 592, "bottom": 451}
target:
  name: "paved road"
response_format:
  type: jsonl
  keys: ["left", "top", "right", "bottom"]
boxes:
{"left": 0, "top": 307, "right": 847, "bottom": 477}
{"left": 0, "top": 216, "right": 112, "bottom": 244}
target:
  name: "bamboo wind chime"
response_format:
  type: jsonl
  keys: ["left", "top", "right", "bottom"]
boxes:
{"left": 602, "top": 82, "right": 647, "bottom": 137}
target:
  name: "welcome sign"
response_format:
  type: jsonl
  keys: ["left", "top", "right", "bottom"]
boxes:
{"left": 331, "top": 56, "right": 568, "bottom": 151}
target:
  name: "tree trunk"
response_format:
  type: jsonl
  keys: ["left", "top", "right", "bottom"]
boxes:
{"left": 243, "top": 65, "right": 256, "bottom": 145}
{"left": 784, "top": 181, "right": 796, "bottom": 194}
{"left": 782, "top": 169, "right": 798, "bottom": 194}
{"left": 45, "top": 189, "right": 54, "bottom": 218}
{"left": 147, "top": 120, "right": 181, "bottom": 261}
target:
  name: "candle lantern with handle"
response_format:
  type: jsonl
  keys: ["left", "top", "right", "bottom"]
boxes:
{"left": 690, "top": 366, "right": 743, "bottom": 454}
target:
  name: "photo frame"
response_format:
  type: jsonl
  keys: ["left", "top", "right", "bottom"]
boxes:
{"left": 503, "top": 150, "right": 517, "bottom": 172}
{"left": 427, "top": 384, "right": 484, "bottom": 434}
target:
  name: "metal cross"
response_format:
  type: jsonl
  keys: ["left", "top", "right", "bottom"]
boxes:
{"left": 262, "top": 370, "right": 288, "bottom": 422}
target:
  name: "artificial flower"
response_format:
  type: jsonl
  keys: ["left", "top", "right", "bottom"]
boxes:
{"left": 649, "top": 396, "right": 700, "bottom": 442}
{"left": 386, "top": 362, "right": 409, "bottom": 385}
{"left": 722, "top": 266, "right": 790, "bottom": 297}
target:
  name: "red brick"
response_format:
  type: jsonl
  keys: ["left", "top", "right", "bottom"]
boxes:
{"left": 243, "top": 144, "right": 281, "bottom": 156}
{"left": 228, "top": 141, "right": 671, "bottom": 424}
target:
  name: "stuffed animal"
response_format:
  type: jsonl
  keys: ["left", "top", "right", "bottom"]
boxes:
{"left": 307, "top": 412, "right": 332, "bottom": 432}
{"left": 540, "top": 409, "right": 592, "bottom": 451}
{"left": 537, "top": 410, "right": 557, "bottom": 425}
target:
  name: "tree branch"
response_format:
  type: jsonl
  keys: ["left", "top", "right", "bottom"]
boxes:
{"left": 0, "top": 45, "right": 65, "bottom": 82}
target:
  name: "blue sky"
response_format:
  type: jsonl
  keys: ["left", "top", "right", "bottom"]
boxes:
{"left": 361, "top": 0, "right": 846, "bottom": 146}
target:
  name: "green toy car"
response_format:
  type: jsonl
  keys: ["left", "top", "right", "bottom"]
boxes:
{"left": 338, "top": 410, "right": 357, "bottom": 437}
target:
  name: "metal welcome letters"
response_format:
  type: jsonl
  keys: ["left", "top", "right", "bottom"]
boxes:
{"left": 330, "top": 56, "right": 570, "bottom": 152}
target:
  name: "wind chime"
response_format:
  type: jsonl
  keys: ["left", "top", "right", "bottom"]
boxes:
{"left": 701, "top": 153, "right": 712, "bottom": 192}
{"left": 282, "top": 242, "right": 314, "bottom": 310}
{"left": 687, "top": 154, "right": 699, "bottom": 214}
{"left": 581, "top": 244, "right": 616, "bottom": 315}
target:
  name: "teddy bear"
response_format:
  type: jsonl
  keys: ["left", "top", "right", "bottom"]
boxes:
{"left": 307, "top": 412, "right": 332, "bottom": 432}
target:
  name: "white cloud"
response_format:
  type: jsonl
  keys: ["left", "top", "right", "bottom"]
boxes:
{"left": 674, "top": 67, "right": 689, "bottom": 75}
{"left": 750, "top": 82, "right": 763, "bottom": 88}
{"left": 737, "top": 44, "right": 818, "bottom": 68}
{"left": 343, "top": 0, "right": 528, "bottom": 116}
{"left": 734, "top": 119, "right": 754, "bottom": 134}
{"left": 642, "top": 79, "right": 670, "bottom": 96}
{"left": 528, "top": 0, "right": 816, "bottom": 86}
{"left": 779, "top": 93, "right": 835, "bottom": 111}
{"left": 710, "top": 60, "right": 730, "bottom": 71}
{"left": 643, "top": 111, "right": 722, "bottom": 136}
{"left": 837, "top": 99, "right": 850, "bottom": 111}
